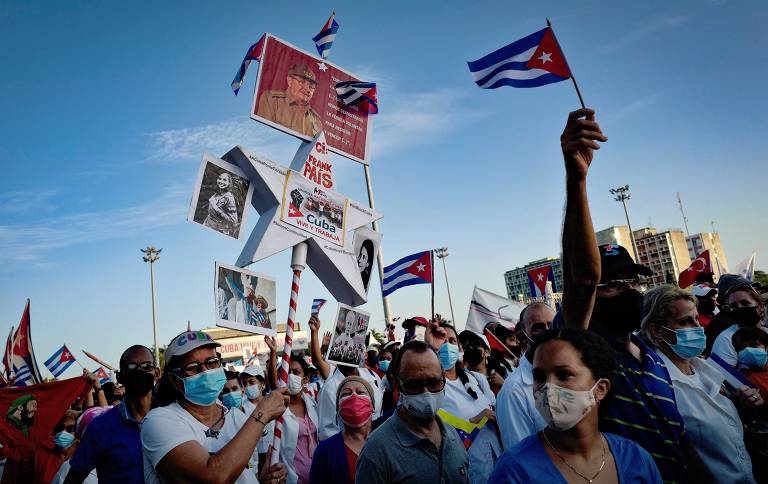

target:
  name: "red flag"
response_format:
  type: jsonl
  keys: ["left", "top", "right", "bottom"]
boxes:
{"left": 2, "top": 326, "right": 13, "bottom": 380}
{"left": 525, "top": 27, "right": 573, "bottom": 78}
{"left": 10, "top": 300, "right": 42, "bottom": 385}
{"left": 0, "top": 376, "right": 90, "bottom": 463}
{"left": 484, "top": 329, "right": 514, "bottom": 357}
{"left": 678, "top": 250, "right": 712, "bottom": 289}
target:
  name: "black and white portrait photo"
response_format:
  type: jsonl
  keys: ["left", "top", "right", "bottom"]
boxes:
{"left": 351, "top": 227, "right": 382, "bottom": 295}
{"left": 325, "top": 304, "right": 370, "bottom": 368}
{"left": 188, "top": 153, "right": 253, "bottom": 240}
{"left": 215, "top": 262, "right": 277, "bottom": 336}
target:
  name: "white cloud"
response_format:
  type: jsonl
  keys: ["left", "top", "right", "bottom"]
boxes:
{"left": 0, "top": 185, "right": 189, "bottom": 264}
{"left": 0, "top": 189, "right": 58, "bottom": 214}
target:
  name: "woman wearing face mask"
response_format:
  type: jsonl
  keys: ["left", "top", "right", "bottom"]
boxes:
{"left": 309, "top": 377, "right": 375, "bottom": 484}
{"left": 426, "top": 323, "right": 501, "bottom": 484}
{"left": 240, "top": 365, "right": 275, "bottom": 476}
{"left": 490, "top": 328, "right": 662, "bottom": 483}
{"left": 53, "top": 407, "right": 108, "bottom": 483}
{"left": 34, "top": 410, "right": 82, "bottom": 484}
{"left": 142, "top": 331, "right": 289, "bottom": 484}
{"left": 220, "top": 370, "right": 245, "bottom": 412}
{"left": 277, "top": 355, "right": 319, "bottom": 484}
{"left": 711, "top": 284, "right": 767, "bottom": 367}
{"left": 641, "top": 285, "right": 758, "bottom": 483}
{"left": 459, "top": 330, "right": 508, "bottom": 395}
{"left": 733, "top": 327, "right": 768, "bottom": 398}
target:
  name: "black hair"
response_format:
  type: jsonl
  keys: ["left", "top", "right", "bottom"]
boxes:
{"left": 290, "top": 353, "right": 309, "bottom": 377}
{"left": 224, "top": 370, "right": 240, "bottom": 382}
{"left": 529, "top": 328, "right": 615, "bottom": 381}
{"left": 153, "top": 355, "right": 183, "bottom": 408}
{"left": 440, "top": 325, "right": 478, "bottom": 400}
{"left": 732, "top": 327, "right": 768, "bottom": 353}
{"left": 119, "top": 345, "right": 155, "bottom": 369}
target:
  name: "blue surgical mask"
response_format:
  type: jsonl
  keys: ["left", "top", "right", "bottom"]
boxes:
{"left": 661, "top": 326, "right": 705, "bottom": 359}
{"left": 379, "top": 360, "right": 390, "bottom": 372}
{"left": 54, "top": 430, "right": 76, "bottom": 449}
{"left": 244, "top": 384, "right": 262, "bottom": 400}
{"left": 438, "top": 343, "right": 461, "bottom": 370}
{"left": 221, "top": 391, "right": 243, "bottom": 409}
{"left": 178, "top": 367, "right": 227, "bottom": 406}
{"left": 738, "top": 347, "right": 768, "bottom": 370}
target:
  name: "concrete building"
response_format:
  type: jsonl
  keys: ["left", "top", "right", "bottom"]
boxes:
{"left": 595, "top": 225, "right": 637, "bottom": 261}
{"left": 633, "top": 228, "right": 692, "bottom": 286}
{"left": 686, "top": 232, "right": 729, "bottom": 279}
{"left": 504, "top": 257, "right": 563, "bottom": 301}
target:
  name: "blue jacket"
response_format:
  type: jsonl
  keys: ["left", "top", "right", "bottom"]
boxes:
{"left": 309, "top": 431, "right": 349, "bottom": 484}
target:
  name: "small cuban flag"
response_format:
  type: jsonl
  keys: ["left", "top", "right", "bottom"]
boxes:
{"left": 312, "top": 12, "right": 339, "bottom": 59}
{"left": 335, "top": 81, "right": 378, "bottom": 114}
{"left": 311, "top": 299, "right": 327, "bottom": 316}
{"left": 92, "top": 366, "right": 111, "bottom": 385}
{"left": 467, "top": 25, "right": 572, "bottom": 89}
{"left": 44, "top": 344, "right": 77, "bottom": 379}
{"left": 231, "top": 35, "right": 265, "bottom": 95}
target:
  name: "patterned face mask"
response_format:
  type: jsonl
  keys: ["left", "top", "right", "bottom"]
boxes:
{"left": 534, "top": 380, "right": 604, "bottom": 431}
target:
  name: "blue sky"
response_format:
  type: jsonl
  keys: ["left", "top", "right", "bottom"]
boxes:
{"left": 1, "top": 1, "right": 766, "bottom": 378}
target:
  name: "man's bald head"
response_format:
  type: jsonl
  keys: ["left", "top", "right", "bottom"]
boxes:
{"left": 520, "top": 302, "right": 555, "bottom": 338}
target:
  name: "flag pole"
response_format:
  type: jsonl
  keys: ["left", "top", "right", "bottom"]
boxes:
{"left": 430, "top": 250, "right": 435, "bottom": 320}
{"left": 546, "top": 18, "right": 586, "bottom": 109}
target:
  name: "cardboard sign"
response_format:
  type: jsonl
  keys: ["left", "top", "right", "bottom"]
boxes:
{"left": 289, "top": 131, "right": 335, "bottom": 190}
{"left": 352, "top": 227, "right": 382, "bottom": 296}
{"left": 325, "top": 304, "right": 370, "bottom": 368}
{"left": 280, "top": 170, "right": 348, "bottom": 247}
{"left": 215, "top": 262, "right": 277, "bottom": 337}
{"left": 251, "top": 34, "right": 372, "bottom": 164}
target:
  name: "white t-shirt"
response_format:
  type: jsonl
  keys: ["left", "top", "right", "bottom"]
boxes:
{"left": 242, "top": 398, "right": 275, "bottom": 454}
{"left": 141, "top": 402, "right": 259, "bottom": 484}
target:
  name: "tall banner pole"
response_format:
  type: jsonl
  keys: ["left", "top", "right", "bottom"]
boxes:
{"left": 270, "top": 241, "right": 308, "bottom": 466}
{"left": 430, "top": 251, "right": 435, "bottom": 320}
{"left": 363, "top": 164, "right": 393, "bottom": 327}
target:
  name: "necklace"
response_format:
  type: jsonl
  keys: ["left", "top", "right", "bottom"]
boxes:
{"left": 542, "top": 428, "right": 606, "bottom": 483}
{"left": 204, "top": 407, "right": 226, "bottom": 439}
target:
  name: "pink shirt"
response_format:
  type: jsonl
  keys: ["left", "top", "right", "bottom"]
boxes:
{"left": 293, "top": 413, "right": 318, "bottom": 484}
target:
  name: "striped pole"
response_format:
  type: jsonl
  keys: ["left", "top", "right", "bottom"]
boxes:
{"left": 270, "top": 242, "right": 308, "bottom": 466}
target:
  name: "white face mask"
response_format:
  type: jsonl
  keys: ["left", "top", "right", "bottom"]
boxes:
{"left": 534, "top": 380, "right": 603, "bottom": 431}
{"left": 400, "top": 389, "right": 445, "bottom": 419}
{"left": 244, "top": 384, "right": 261, "bottom": 400}
{"left": 287, "top": 373, "right": 304, "bottom": 396}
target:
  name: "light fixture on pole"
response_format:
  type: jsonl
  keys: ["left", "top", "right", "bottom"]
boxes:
{"left": 141, "top": 246, "right": 162, "bottom": 365}
{"left": 434, "top": 247, "right": 455, "bottom": 324}
{"left": 609, "top": 185, "right": 640, "bottom": 262}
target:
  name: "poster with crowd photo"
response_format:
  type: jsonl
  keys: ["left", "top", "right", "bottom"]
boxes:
{"left": 188, "top": 154, "right": 254, "bottom": 240}
{"left": 251, "top": 34, "right": 373, "bottom": 164}
{"left": 352, "top": 227, "right": 382, "bottom": 296}
{"left": 326, "top": 304, "right": 370, "bottom": 368}
{"left": 280, "top": 170, "right": 348, "bottom": 247}
{"left": 215, "top": 262, "right": 277, "bottom": 337}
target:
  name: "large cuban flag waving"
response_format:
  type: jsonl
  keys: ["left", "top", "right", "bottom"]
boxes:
{"left": 467, "top": 26, "right": 572, "bottom": 89}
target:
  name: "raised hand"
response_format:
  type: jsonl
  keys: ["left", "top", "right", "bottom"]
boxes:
{"left": 264, "top": 335, "right": 277, "bottom": 353}
{"left": 308, "top": 315, "right": 320, "bottom": 334}
{"left": 560, "top": 108, "right": 607, "bottom": 181}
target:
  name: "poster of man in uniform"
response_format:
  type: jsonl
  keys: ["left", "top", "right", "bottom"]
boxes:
{"left": 188, "top": 154, "right": 253, "bottom": 240}
{"left": 326, "top": 304, "right": 370, "bottom": 368}
{"left": 352, "top": 227, "right": 382, "bottom": 296}
{"left": 280, "top": 170, "right": 348, "bottom": 247}
{"left": 251, "top": 34, "right": 372, "bottom": 163}
{"left": 215, "top": 262, "right": 277, "bottom": 336}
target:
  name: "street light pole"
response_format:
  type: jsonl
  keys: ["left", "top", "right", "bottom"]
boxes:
{"left": 609, "top": 185, "right": 640, "bottom": 262}
{"left": 141, "top": 246, "right": 162, "bottom": 365}
{"left": 434, "top": 247, "right": 455, "bottom": 324}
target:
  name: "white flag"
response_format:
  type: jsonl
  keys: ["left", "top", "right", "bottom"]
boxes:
{"left": 466, "top": 286, "right": 525, "bottom": 334}
{"left": 733, "top": 252, "right": 757, "bottom": 281}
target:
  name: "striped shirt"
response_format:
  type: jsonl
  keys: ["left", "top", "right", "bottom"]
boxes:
{"left": 599, "top": 335, "right": 688, "bottom": 484}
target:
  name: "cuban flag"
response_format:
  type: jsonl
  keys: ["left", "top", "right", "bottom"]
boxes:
{"left": 10, "top": 300, "right": 42, "bottom": 386}
{"left": 527, "top": 265, "right": 556, "bottom": 298}
{"left": 44, "top": 345, "right": 76, "bottom": 378}
{"left": 335, "top": 81, "right": 378, "bottom": 114}
{"left": 382, "top": 251, "right": 433, "bottom": 297}
{"left": 231, "top": 35, "right": 265, "bottom": 95}
{"left": 312, "top": 12, "right": 339, "bottom": 59}
{"left": 311, "top": 299, "right": 327, "bottom": 316}
{"left": 467, "top": 26, "right": 572, "bottom": 89}
{"left": 92, "top": 367, "right": 111, "bottom": 385}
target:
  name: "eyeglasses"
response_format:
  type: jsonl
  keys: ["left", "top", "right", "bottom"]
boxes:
{"left": 397, "top": 377, "right": 446, "bottom": 395}
{"left": 173, "top": 357, "right": 222, "bottom": 376}
{"left": 290, "top": 75, "right": 317, "bottom": 89}
{"left": 124, "top": 361, "right": 156, "bottom": 372}
{"left": 596, "top": 279, "right": 638, "bottom": 289}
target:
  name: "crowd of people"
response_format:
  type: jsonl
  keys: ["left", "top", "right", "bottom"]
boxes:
{"left": 2, "top": 108, "right": 768, "bottom": 483}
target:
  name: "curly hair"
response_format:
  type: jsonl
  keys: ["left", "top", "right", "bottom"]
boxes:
{"left": 639, "top": 285, "right": 696, "bottom": 348}
{"left": 528, "top": 328, "right": 615, "bottom": 381}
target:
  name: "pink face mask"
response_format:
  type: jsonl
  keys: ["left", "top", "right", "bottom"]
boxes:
{"left": 338, "top": 393, "right": 373, "bottom": 428}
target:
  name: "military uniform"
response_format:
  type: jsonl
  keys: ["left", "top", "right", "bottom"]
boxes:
{"left": 257, "top": 90, "right": 322, "bottom": 137}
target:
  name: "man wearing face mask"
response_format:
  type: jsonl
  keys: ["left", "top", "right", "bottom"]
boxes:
{"left": 140, "top": 331, "right": 289, "bottom": 484}
{"left": 356, "top": 340, "right": 469, "bottom": 484}
{"left": 495, "top": 302, "right": 555, "bottom": 451}
{"left": 65, "top": 345, "right": 160, "bottom": 484}
{"left": 560, "top": 107, "right": 705, "bottom": 483}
